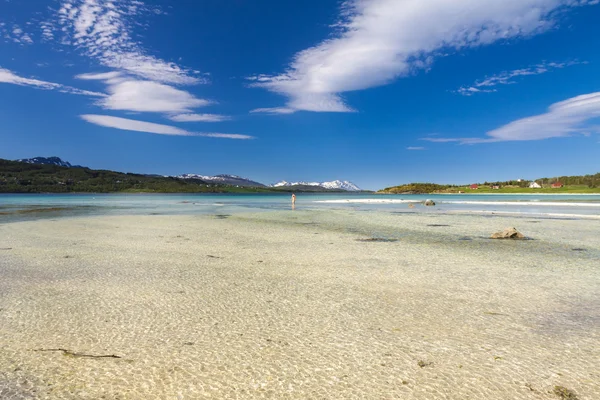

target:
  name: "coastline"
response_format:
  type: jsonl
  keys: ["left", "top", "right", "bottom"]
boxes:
{"left": 375, "top": 192, "right": 600, "bottom": 196}
{"left": 432, "top": 192, "right": 600, "bottom": 196}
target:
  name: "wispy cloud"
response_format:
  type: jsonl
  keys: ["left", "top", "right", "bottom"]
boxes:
{"left": 249, "top": 0, "right": 598, "bottom": 114}
{"left": 456, "top": 61, "right": 586, "bottom": 96}
{"left": 80, "top": 115, "right": 253, "bottom": 139}
{"left": 422, "top": 92, "right": 600, "bottom": 144}
{"left": 0, "top": 67, "right": 105, "bottom": 97}
{"left": 406, "top": 146, "right": 426, "bottom": 150}
{"left": 250, "top": 107, "right": 296, "bottom": 115}
{"left": 56, "top": 0, "right": 201, "bottom": 85}
{"left": 168, "top": 114, "right": 231, "bottom": 122}
{"left": 1, "top": 2, "right": 248, "bottom": 141}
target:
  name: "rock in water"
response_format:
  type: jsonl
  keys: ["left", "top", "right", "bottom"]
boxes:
{"left": 424, "top": 199, "right": 436, "bottom": 206}
{"left": 491, "top": 227, "right": 526, "bottom": 240}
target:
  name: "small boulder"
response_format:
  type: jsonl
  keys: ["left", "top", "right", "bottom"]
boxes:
{"left": 491, "top": 227, "right": 525, "bottom": 240}
{"left": 424, "top": 199, "right": 436, "bottom": 206}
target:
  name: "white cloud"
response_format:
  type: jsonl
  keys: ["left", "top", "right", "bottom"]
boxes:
{"left": 457, "top": 60, "right": 586, "bottom": 95}
{"left": 12, "top": 25, "right": 33, "bottom": 44}
{"left": 250, "top": 107, "right": 297, "bottom": 115}
{"left": 168, "top": 113, "right": 231, "bottom": 122}
{"left": 406, "top": 146, "right": 426, "bottom": 150}
{"left": 40, "top": 21, "right": 55, "bottom": 41}
{"left": 56, "top": 0, "right": 201, "bottom": 85}
{"left": 0, "top": 67, "right": 105, "bottom": 97}
{"left": 422, "top": 92, "right": 600, "bottom": 144}
{"left": 80, "top": 114, "right": 253, "bottom": 139}
{"left": 250, "top": 0, "right": 598, "bottom": 113}
{"left": 1, "top": 24, "right": 34, "bottom": 44}
{"left": 75, "top": 72, "right": 217, "bottom": 118}
{"left": 98, "top": 79, "right": 211, "bottom": 113}
{"left": 76, "top": 71, "right": 123, "bottom": 81}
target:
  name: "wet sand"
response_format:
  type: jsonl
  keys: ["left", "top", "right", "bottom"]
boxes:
{"left": 0, "top": 210, "right": 599, "bottom": 399}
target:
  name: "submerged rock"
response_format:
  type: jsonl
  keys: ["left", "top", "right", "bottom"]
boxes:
{"left": 553, "top": 386, "right": 578, "bottom": 400}
{"left": 490, "top": 228, "right": 525, "bottom": 240}
{"left": 424, "top": 199, "right": 436, "bottom": 206}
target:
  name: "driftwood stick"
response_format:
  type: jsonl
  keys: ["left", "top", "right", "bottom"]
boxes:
{"left": 33, "top": 348, "right": 121, "bottom": 359}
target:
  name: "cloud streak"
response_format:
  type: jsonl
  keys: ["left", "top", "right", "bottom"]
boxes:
{"left": 168, "top": 114, "right": 231, "bottom": 122}
{"left": 0, "top": 67, "right": 105, "bottom": 97}
{"left": 250, "top": 0, "right": 598, "bottom": 113}
{"left": 422, "top": 92, "right": 600, "bottom": 144}
{"left": 80, "top": 114, "right": 253, "bottom": 139}
{"left": 250, "top": 107, "right": 296, "bottom": 115}
{"left": 457, "top": 61, "right": 586, "bottom": 95}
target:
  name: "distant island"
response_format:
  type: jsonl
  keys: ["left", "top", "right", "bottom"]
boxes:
{"left": 379, "top": 176, "right": 600, "bottom": 194}
{"left": 0, "top": 158, "right": 367, "bottom": 194}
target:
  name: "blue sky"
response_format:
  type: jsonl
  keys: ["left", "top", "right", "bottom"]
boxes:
{"left": 1, "top": 0, "right": 599, "bottom": 190}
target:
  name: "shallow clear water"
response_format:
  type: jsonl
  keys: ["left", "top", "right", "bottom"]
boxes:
{"left": 1, "top": 210, "right": 599, "bottom": 399}
{"left": 1, "top": 193, "right": 599, "bottom": 222}
{"left": 1, "top": 195, "right": 599, "bottom": 399}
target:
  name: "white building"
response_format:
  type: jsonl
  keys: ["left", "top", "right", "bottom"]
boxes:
{"left": 529, "top": 182, "right": 541, "bottom": 189}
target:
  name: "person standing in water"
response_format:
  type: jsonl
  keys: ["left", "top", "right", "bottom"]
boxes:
{"left": 291, "top": 193, "right": 296, "bottom": 207}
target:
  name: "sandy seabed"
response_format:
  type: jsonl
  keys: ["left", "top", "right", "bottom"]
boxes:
{"left": 0, "top": 209, "right": 599, "bottom": 399}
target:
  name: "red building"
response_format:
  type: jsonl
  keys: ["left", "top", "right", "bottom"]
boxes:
{"left": 470, "top": 184, "right": 478, "bottom": 190}
{"left": 551, "top": 182, "right": 563, "bottom": 188}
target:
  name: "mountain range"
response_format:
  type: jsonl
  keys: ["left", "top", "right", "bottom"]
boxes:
{"left": 271, "top": 180, "right": 361, "bottom": 191}
{"left": 16, "top": 156, "right": 83, "bottom": 169}
{"left": 176, "top": 174, "right": 266, "bottom": 188}
{"left": 13, "top": 157, "right": 362, "bottom": 191}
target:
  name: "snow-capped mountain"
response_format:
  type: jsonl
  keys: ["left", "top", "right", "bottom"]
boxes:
{"left": 176, "top": 174, "right": 266, "bottom": 187}
{"left": 271, "top": 180, "right": 361, "bottom": 191}
{"left": 16, "top": 157, "right": 83, "bottom": 168}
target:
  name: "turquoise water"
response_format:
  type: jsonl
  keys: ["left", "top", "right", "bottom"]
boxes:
{"left": 1, "top": 193, "right": 599, "bottom": 222}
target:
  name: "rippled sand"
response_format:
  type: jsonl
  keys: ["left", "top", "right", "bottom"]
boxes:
{"left": 1, "top": 210, "right": 599, "bottom": 399}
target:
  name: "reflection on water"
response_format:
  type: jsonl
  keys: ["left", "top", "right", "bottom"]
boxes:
{"left": 0, "top": 205, "right": 104, "bottom": 223}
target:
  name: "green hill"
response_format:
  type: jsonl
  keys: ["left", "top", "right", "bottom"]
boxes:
{"left": 0, "top": 159, "right": 271, "bottom": 194}
{"left": 378, "top": 174, "right": 600, "bottom": 194}
{"left": 378, "top": 183, "right": 451, "bottom": 194}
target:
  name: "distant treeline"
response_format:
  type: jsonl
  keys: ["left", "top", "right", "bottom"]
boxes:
{"left": 479, "top": 173, "right": 600, "bottom": 188}
{"left": 379, "top": 183, "right": 451, "bottom": 194}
